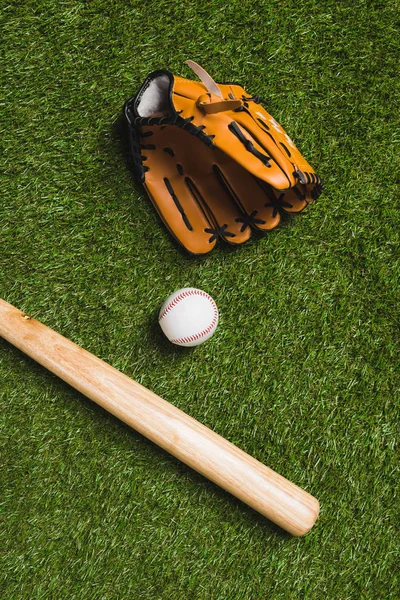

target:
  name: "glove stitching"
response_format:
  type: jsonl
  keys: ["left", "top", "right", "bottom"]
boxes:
{"left": 204, "top": 224, "right": 235, "bottom": 243}
{"left": 235, "top": 210, "right": 266, "bottom": 232}
{"left": 163, "top": 177, "right": 193, "bottom": 231}
{"left": 228, "top": 122, "right": 272, "bottom": 168}
{"left": 123, "top": 73, "right": 323, "bottom": 254}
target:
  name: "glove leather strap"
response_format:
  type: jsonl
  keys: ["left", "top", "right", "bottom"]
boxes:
{"left": 196, "top": 93, "right": 243, "bottom": 114}
{"left": 186, "top": 60, "right": 243, "bottom": 113}
{"left": 185, "top": 60, "right": 223, "bottom": 98}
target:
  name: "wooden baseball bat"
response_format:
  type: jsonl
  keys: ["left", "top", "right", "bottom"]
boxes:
{"left": 0, "top": 298, "right": 319, "bottom": 535}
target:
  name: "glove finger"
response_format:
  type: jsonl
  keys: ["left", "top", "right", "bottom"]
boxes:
{"left": 172, "top": 75, "right": 320, "bottom": 192}
{"left": 228, "top": 104, "right": 323, "bottom": 193}
{"left": 140, "top": 126, "right": 217, "bottom": 254}
{"left": 145, "top": 174, "right": 216, "bottom": 255}
{"left": 254, "top": 180, "right": 311, "bottom": 215}
{"left": 229, "top": 111, "right": 297, "bottom": 189}
{"left": 281, "top": 180, "right": 326, "bottom": 213}
{"left": 217, "top": 159, "right": 316, "bottom": 228}
{"left": 235, "top": 98, "right": 316, "bottom": 174}
{"left": 140, "top": 125, "right": 250, "bottom": 253}
{"left": 213, "top": 160, "right": 282, "bottom": 231}
{"left": 211, "top": 82, "right": 320, "bottom": 190}
{"left": 187, "top": 169, "right": 251, "bottom": 246}
{"left": 281, "top": 184, "right": 309, "bottom": 213}
{"left": 172, "top": 91, "right": 290, "bottom": 190}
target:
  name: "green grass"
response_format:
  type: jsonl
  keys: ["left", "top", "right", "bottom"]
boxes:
{"left": 1, "top": 0, "right": 399, "bottom": 597}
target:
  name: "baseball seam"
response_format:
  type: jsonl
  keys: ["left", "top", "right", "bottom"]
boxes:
{"left": 159, "top": 290, "right": 218, "bottom": 345}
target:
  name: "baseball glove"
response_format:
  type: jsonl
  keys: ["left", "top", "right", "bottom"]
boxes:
{"left": 124, "top": 60, "right": 323, "bottom": 255}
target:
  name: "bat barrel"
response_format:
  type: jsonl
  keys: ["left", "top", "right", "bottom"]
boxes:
{"left": 0, "top": 298, "right": 319, "bottom": 535}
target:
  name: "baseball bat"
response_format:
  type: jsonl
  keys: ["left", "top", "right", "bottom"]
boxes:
{"left": 0, "top": 298, "right": 319, "bottom": 535}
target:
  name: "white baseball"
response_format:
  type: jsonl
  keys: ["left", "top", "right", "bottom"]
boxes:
{"left": 158, "top": 288, "right": 219, "bottom": 347}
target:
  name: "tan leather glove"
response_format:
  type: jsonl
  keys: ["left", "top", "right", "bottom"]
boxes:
{"left": 124, "top": 61, "right": 323, "bottom": 255}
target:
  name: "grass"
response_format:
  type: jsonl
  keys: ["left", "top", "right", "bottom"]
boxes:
{"left": 1, "top": 0, "right": 399, "bottom": 598}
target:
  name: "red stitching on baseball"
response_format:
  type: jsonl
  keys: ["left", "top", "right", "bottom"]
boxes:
{"left": 159, "top": 289, "right": 218, "bottom": 345}
{"left": 171, "top": 309, "right": 218, "bottom": 344}
{"left": 159, "top": 289, "right": 215, "bottom": 321}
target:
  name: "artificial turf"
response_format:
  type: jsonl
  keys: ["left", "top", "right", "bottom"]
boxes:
{"left": 1, "top": 0, "right": 399, "bottom": 597}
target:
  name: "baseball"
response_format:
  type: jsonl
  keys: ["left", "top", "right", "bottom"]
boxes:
{"left": 158, "top": 288, "right": 219, "bottom": 347}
